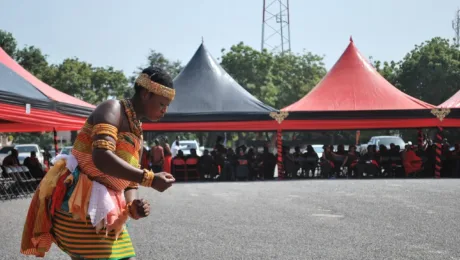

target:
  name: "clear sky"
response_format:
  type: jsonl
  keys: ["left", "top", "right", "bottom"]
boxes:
{"left": 0, "top": 0, "right": 458, "bottom": 76}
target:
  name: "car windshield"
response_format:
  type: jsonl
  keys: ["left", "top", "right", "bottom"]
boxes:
{"left": 16, "top": 146, "right": 38, "bottom": 153}
{"left": 0, "top": 147, "right": 13, "bottom": 154}
{"left": 312, "top": 147, "right": 323, "bottom": 153}
{"left": 180, "top": 142, "right": 197, "bottom": 150}
{"left": 61, "top": 147, "right": 72, "bottom": 155}
{"left": 375, "top": 138, "right": 405, "bottom": 148}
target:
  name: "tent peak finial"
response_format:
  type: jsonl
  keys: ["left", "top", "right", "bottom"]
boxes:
{"left": 350, "top": 36, "right": 353, "bottom": 43}
{"left": 202, "top": 36, "right": 204, "bottom": 44}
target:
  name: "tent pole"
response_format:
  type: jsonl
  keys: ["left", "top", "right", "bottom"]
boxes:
{"left": 277, "top": 129, "right": 284, "bottom": 180}
{"left": 435, "top": 126, "right": 443, "bottom": 179}
{"left": 53, "top": 128, "right": 59, "bottom": 155}
{"left": 417, "top": 129, "right": 423, "bottom": 147}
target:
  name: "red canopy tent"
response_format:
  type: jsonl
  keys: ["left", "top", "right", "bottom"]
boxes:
{"left": 280, "top": 38, "right": 459, "bottom": 130}
{"left": 439, "top": 90, "right": 460, "bottom": 109}
{"left": 0, "top": 47, "right": 94, "bottom": 132}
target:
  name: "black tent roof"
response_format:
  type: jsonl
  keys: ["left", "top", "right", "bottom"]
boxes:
{"left": 161, "top": 43, "right": 276, "bottom": 122}
{"left": 0, "top": 47, "right": 94, "bottom": 117}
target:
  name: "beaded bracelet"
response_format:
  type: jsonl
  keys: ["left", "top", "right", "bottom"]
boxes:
{"left": 92, "top": 139, "right": 116, "bottom": 151}
{"left": 140, "top": 169, "right": 154, "bottom": 187}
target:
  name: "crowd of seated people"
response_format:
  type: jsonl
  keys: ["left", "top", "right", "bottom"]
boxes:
{"left": 139, "top": 136, "right": 460, "bottom": 181}
{"left": 282, "top": 141, "right": 460, "bottom": 179}
{"left": 167, "top": 144, "right": 277, "bottom": 181}
{"left": 1, "top": 149, "right": 44, "bottom": 179}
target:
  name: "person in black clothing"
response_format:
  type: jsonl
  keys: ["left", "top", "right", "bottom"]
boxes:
{"left": 3, "top": 149, "right": 20, "bottom": 166}
{"left": 199, "top": 149, "right": 214, "bottom": 180}
{"left": 320, "top": 145, "right": 335, "bottom": 178}
{"left": 24, "top": 151, "right": 45, "bottom": 178}
{"left": 258, "top": 146, "right": 276, "bottom": 180}
{"left": 235, "top": 147, "right": 250, "bottom": 180}
{"left": 356, "top": 145, "right": 379, "bottom": 178}
{"left": 378, "top": 145, "right": 391, "bottom": 176}
{"left": 302, "top": 145, "right": 319, "bottom": 178}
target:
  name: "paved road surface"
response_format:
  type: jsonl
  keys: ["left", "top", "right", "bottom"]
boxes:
{"left": 2, "top": 179, "right": 460, "bottom": 260}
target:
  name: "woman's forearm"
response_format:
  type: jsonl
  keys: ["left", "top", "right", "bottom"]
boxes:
{"left": 93, "top": 149, "right": 144, "bottom": 184}
{"left": 124, "top": 189, "right": 138, "bottom": 203}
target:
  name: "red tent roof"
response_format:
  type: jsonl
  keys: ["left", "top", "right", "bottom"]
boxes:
{"left": 439, "top": 90, "right": 460, "bottom": 108}
{"left": 283, "top": 38, "right": 434, "bottom": 112}
{"left": 0, "top": 47, "right": 94, "bottom": 109}
{"left": 0, "top": 103, "right": 87, "bottom": 132}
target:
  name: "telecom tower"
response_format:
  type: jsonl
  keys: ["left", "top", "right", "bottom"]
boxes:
{"left": 261, "top": 0, "right": 291, "bottom": 53}
{"left": 453, "top": 8, "right": 460, "bottom": 48}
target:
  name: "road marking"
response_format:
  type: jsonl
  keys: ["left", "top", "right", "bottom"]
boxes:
{"left": 288, "top": 195, "right": 301, "bottom": 198}
{"left": 312, "top": 214, "right": 344, "bottom": 218}
{"left": 190, "top": 193, "right": 199, "bottom": 197}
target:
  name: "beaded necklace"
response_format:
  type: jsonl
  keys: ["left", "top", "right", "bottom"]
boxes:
{"left": 121, "top": 99, "right": 143, "bottom": 138}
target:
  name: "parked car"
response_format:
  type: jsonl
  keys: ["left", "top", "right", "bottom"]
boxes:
{"left": 59, "top": 146, "right": 73, "bottom": 156}
{"left": 311, "top": 144, "right": 324, "bottom": 158}
{"left": 14, "top": 144, "right": 44, "bottom": 165}
{"left": 365, "top": 136, "right": 406, "bottom": 151}
{"left": 175, "top": 140, "right": 204, "bottom": 157}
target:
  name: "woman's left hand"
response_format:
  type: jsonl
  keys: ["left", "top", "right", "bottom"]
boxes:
{"left": 129, "top": 199, "right": 150, "bottom": 219}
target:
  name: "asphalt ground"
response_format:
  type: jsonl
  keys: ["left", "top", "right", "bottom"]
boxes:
{"left": 2, "top": 179, "right": 460, "bottom": 260}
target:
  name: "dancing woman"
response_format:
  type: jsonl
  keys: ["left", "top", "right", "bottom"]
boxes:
{"left": 20, "top": 66, "right": 176, "bottom": 260}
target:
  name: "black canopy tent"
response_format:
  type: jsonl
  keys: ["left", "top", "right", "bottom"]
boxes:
{"left": 142, "top": 43, "right": 279, "bottom": 131}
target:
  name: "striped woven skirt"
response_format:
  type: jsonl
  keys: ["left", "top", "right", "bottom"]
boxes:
{"left": 51, "top": 210, "right": 136, "bottom": 259}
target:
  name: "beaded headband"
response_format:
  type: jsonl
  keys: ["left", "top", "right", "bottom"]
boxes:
{"left": 135, "top": 73, "right": 175, "bottom": 101}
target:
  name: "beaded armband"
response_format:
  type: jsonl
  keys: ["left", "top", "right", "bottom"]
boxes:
{"left": 140, "top": 169, "right": 155, "bottom": 187}
{"left": 92, "top": 140, "right": 116, "bottom": 152}
{"left": 92, "top": 123, "right": 118, "bottom": 141}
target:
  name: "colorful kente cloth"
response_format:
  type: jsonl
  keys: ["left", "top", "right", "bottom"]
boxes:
{"left": 52, "top": 210, "right": 135, "bottom": 260}
{"left": 21, "top": 100, "right": 143, "bottom": 259}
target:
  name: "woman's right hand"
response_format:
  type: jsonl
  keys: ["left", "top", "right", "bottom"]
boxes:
{"left": 151, "top": 172, "right": 175, "bottom": 192}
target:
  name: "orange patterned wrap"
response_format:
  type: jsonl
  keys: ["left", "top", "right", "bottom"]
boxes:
{"left": 73, "top": 128, "right": 141, "bottom": 191}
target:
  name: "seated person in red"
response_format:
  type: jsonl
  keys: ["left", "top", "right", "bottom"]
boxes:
{"left": 403, "top": 146, "right": 423, "bottom": 177}
{"left": 3, "top": 149, "right": 20, "bottom": 166}
{"left": 24, "top": 151, "right": 45, "bottom": 178}
{"left": 341, "top": 145, "right": 359, "bottom": 178}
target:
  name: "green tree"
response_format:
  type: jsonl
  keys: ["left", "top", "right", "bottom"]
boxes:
{"left": 10, "top": 132, "right": 53, "bottom": 148}
{"left": 47, "top": 58, "right": 130, "bottom": 104}
{"left": 128, "top": 50, "right": 183, "bottom": 96}
{"left": 271, "top": 51, "right": 326, "bottom": 108}
{"left": 145, "top": 50, "right": 183, "bottom": 79}
{"left": 220, "top": 42, "right": 274, "bottom": 104}
{"left": 372, "top": 59, "right": 400, "bottom": 87}
{"left": 134, "top": 50, "right": 183, "bottom": 80}
{"left": 89, "top": 66, "right": 130, "bottom": 104}
{"left": 396, "top": 37, "right": 460, "bottom": 105}
{"left": 15, "top": 45, "right": 50, "bottom": 79}
{"left": 46, "top": 58, "right": 93, "bottom": 100}
{"left": 220, "top": 42, "right": 326, "bottom": 108}
{"left": 0, "top": 30, "right": 17, "bottom": 57}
